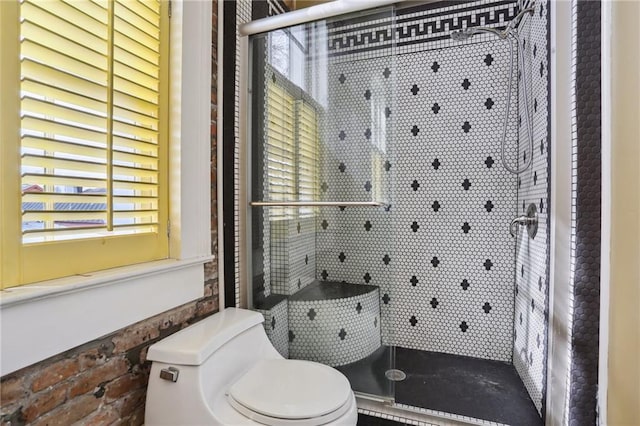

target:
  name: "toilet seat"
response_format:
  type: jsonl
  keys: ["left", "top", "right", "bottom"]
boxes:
{"left": 227, "top": 359, "right": 353, "bottom": 426}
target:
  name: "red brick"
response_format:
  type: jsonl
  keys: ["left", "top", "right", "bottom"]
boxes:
{"left": 115, "top": 389, "right": 146, "bottom": 418}
{"left": 0, "top": 376, "right": 27, "bottom": 406}
{"left": 204, "top": 281, "right": 214, "bottom": 297}
{"left": 159, "top": 303, "right": 197, "bottom": 331}
{"left": 23, "top": 385, "right": 67, "bottom": 422}
{"left": 81, "top": 405, "right": 120, "bottom": 426}
{"left": 78, "top": 348, "right": 108, "bottom": 371}
{"left": 31, "top": 358, "right": 79, "bottom": 392}
{"left": 196, "top": 298, "right": 216, "bottom": 317}
{"left": 69, "top": 358, "right": 129, "bottom": 398}
{"left": 112, "top": 321, "right": 161, "bottom": 353}
{"left": 104, "top": 373, "right": 146, "bottom": 402}
{"left": 122, "top": 406, "right": 145, "bottom": 426}
{"left": 31, "top": 394, "right": 100, "bottom": 426}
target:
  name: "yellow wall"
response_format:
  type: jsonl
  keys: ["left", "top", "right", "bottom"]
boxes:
{"left": 607, "top": 1, "right": 640, "bottom": 424}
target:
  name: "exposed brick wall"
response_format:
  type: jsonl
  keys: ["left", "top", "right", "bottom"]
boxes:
{"left": 0, "top": 2, "right": 219, "bottom": 424}
{"left": 0, "top": 284, "right": 218, "bottom": 425}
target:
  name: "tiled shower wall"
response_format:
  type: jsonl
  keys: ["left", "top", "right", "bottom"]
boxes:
{"left": 317, "top": 0, "right": 522, "bottom": 362}
{"left": 513, "top": 0, "right": 550, "bottom": 415}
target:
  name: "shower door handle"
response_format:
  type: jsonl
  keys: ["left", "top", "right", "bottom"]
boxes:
{"left": 250, "top": 201, "right": 388, "bottom": 207}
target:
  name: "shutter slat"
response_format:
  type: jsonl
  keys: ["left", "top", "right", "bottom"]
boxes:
{"left": 114, "top": 195, "right": 158, "bottom": 204}
{"left": 22, "top": 136, "right": 106, "bottom": 160}
{"left": 23, "top": 192, "right": 107, "bottom": 204}
{"left": 22, "top": 116, "right": 107, "bottom": 145}
{"left": 113, "top": 118, "right": 157, "bottom": 142}
{"left": 113, "top": 150, "right": 158, "bottom": 168}
{"left": 115, "top": 16, "right": 159, "bottom": 51}
{"left": 114, "top": 60, "right": 158, "bottom": 91}
{"left": 139, "top": 0, "right": 161, "bottom": 15}
{"left": 22, "top": 61, "right": 107, "bottom": 102}
{"left": 113, "top": 165, "right": 158, "bottom": 180}
{"left": 113, "top": 90, "right": 158, "bottom": 117}
{"left": 114, "top": 46, "right": 159, "bottom": 78}
{"left": 113, "top": 105, "right": 158, "bottom": 129}
{"left": 118, "top": 1, "right": 160, "bottom": 28}
{"left": 113, "top": 179, "right": 158, "bottom": 192}
{"left": 21, "top": 21, "right": 108, "bottom": 70}
{"left": 22, "top": 210, "right": 106, "bottom": 221}
{"left": 22, "top": 173, "right": 106, "bottom": 189}
{"left": 21, "top": 2, "right": 107, "bottom": 51}
{"left": 21, "top": 40, "right": 108, "bottom": 84}
{"left": 33, "top": 1, "right": 108, "bottom": 37}
{"left": 114, "top": 31, "right": 159, "bottom": 66}
{"left": 115, "top": 0, "right": 159, "bottom": 40}
{"left": 23, "top": 226, "right": 107, "bottom": 238}
{"left": 113, "top": 135, "right": 158, "bottom": 155}
{"left": 22, "top": 80, "right": 107, "bottom": 115}
{"left": 22, "top": 154, "right": 106, "bottom": 175}
{"left": 63, "top": 0, "right": 108, "bottom": 24}
{"left": 114, "top": 76, "right": 158, "bottom": 105}
{"left": 22, "top": 97, "right": 107, "bottom": 130}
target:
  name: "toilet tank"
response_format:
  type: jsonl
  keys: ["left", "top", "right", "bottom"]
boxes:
{"left": 145, "top": 308, "right": 282, "bottom": 425}
{"left": 147, "top": 308, "right": 272, "bottom": 366}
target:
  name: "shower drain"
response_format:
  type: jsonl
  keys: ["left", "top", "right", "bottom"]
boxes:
{"left": 385, "top": 369, "right": 406, "bottom": 381}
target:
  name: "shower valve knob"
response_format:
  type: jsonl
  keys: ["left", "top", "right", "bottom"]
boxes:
{"left": 510, "top": 204, "right": 538, "bottom": 239}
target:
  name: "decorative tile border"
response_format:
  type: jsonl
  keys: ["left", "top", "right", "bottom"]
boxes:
{"left": 324, "top": 0, "right": 519, "bottom": 62}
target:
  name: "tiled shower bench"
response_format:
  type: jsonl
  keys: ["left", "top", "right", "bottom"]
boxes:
{"left": 287, "top": 281, "right": 381, "bottom": 366}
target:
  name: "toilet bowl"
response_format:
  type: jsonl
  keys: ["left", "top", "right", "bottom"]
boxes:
{"left": 145, "top": 308, "right": 358, "bottom": 425}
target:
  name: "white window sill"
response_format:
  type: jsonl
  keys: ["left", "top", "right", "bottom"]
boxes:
{"left": 0, "top": 256, "right": 212, "bottom": 376}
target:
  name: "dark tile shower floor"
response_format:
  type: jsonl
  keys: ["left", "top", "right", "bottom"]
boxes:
{"left": 338, "top": 346, "right": 542, "bottom": 426}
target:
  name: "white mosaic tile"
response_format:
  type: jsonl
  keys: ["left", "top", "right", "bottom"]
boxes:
{"left": 288, "top": 285, "right": 381, "bottom": 366}
{"left": 256, "top": 299, "right": 289, "bottom": 358}
{"left": 512, "top": 0, "right": 550, "bottom": 415}
{"left": 318, "top": 39, "right": 518, "bottom": 362}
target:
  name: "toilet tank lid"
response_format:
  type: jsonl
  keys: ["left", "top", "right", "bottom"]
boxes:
{"left": 147, "top": 308, "right": 265, "bottom": 365}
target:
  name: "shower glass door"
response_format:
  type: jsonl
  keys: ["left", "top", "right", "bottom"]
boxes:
{"left": 247, "top": 6, "right": 397, "bottom": 400}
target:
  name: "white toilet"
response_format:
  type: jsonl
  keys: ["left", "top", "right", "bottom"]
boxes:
{"left": 145, "top": 308, "right": 358, "bottom": 425}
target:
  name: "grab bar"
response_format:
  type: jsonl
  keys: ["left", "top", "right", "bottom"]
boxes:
{"left": 250, "top": 201, "right": 387, "bottom": 207}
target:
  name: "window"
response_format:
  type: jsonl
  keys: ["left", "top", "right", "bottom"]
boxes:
{"left": 0, "top": 0, "right": 169, "bottom": 288}
{"left": 265, "top": 78, "right": 319, "bottom": 220}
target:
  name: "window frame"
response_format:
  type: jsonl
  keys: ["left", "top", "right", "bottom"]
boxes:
{"left": 0, "top": 0, "right": 213, "bottom": 376}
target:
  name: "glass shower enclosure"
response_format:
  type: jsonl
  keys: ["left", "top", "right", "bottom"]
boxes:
{"left": 246, "top": 6, "right": 397, "bottom": 400}
{"left": 243, "top": 1, "right": 550, "bottom": 423}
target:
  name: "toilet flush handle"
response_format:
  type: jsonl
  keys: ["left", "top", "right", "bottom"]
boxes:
{"left": 160, "top": 367, "right": 180, "bottom": 382}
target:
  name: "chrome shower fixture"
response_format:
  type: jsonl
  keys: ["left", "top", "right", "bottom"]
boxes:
{"left": 450, "top": 26, "right": 505, "bottom": 41}
{"left": 450, "top": 3, "right": 536, "bottom": 42}
{"left": 449, "top": 2, "right": 536, "bottom": 175}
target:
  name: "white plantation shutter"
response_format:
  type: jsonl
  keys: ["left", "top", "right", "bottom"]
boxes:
{"left": 20, "top": 0, "right": 162, "bottom": 243}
